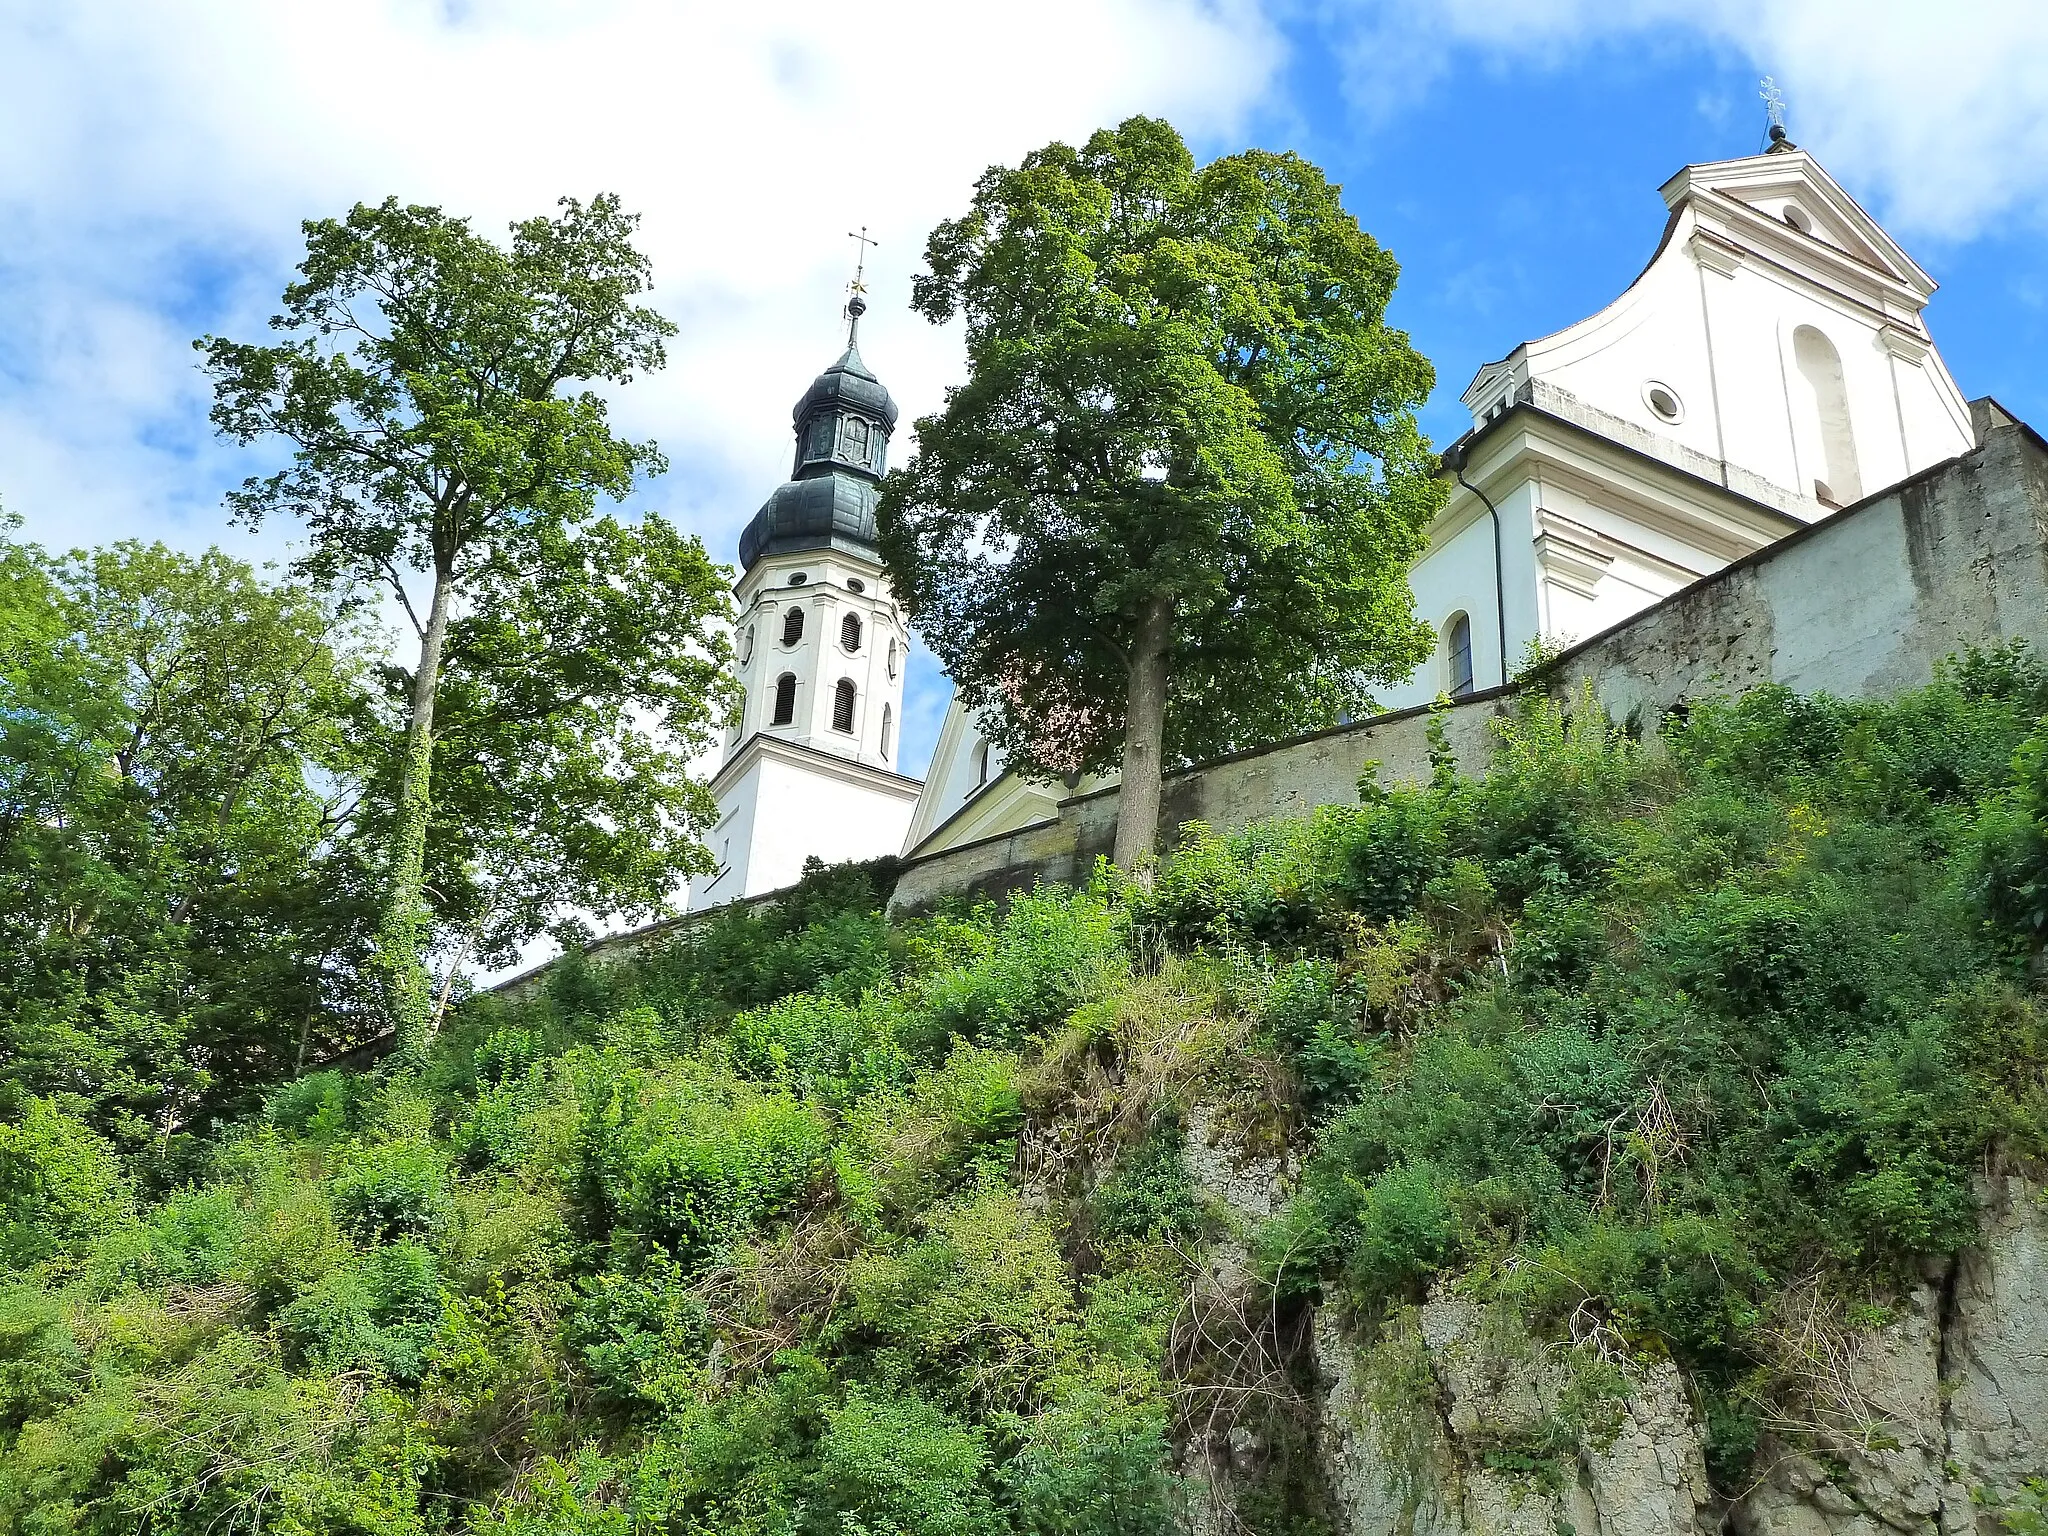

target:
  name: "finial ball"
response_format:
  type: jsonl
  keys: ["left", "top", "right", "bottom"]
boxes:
{"left": 847, "top": 293, "right": 868, "bottom": 319}
{"left": 1769, "top": 123, "right": 1788, "bottom": 143}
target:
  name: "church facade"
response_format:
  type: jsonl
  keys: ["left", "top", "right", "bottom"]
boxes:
{"left": 687, "top": 296, "right": 922, "bottom": 910}
{"left": 903, "top": 132, "right": 1980, "bottom": 861}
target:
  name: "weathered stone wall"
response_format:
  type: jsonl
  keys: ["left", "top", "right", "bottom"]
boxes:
{"left": 891, "top": 405, "right": 2048, "bottom": 913}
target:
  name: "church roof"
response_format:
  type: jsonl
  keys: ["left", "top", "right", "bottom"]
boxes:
{"left": 739, "top": 304, "right": 900, "bottom": 570}
{"left": 739, "top": 471, "right": 880, "bottom": 567}
{"left": 794, "top": 342, "right": 899, "bottom": 432}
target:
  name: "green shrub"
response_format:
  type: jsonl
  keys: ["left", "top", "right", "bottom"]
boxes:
{"left": 814, "top": 1387, "right": 993, "bottom": 1536}
{"left": 726, "top": 993, "right": 910, "bottom": 1108}
{"left": 277, "top": 1240, "right": 445, "bottom": 1381}
{"left": 330, "top": 1138, "right": 453, "bottom": 1245}
{"left": 0, "top": 1098, "right": 127, "bottom": 1269}
{"left": 564, "top": 1249, "right": 706, "bottom": 1414}
{"left": 1259, "top": 958, "right": 1378, "bottom": 1115}
{"left": 851, "top": 1184, "right": 1075, "bottom": 1410}
{"left": 1338, "top": 792, "right": 1447, "bottom": 922}
{"left": 1006, "top": 1386, "right": 1179, "bottom": 1536}
{"left": 266, "top": 1069, "right": 362, "bottom": 1141}
{"left": 0, "top": 1285, "right": 84, "bottom": 1435}
{"left": 1089, "top": 1118, "right": 1205, "bottom": 1246}
{"left": 913, "top": 886, "right": 1126, "bottom": 1048}
{"left": 1135, "top": 808, "right": 1357, "bottom": 946}
{"left": 141, "top": 1183, "right": 250, "bottom": 1285}
{"left": 605, "top": 1080, "right": 833, "bottom": 1270}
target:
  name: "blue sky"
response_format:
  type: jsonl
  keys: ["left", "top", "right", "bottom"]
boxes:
{"left": 3, "top": 1, "right": 2046, "bottom": 781}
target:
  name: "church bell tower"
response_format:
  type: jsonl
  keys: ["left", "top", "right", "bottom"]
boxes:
{"left": 688, "top": 286, "right": 922, "bottom": 909}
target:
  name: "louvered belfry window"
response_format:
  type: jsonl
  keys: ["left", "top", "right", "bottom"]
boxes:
{"left": 833, "top": 679, "right": 856, "bottom": 733}
{"left": 841, "top": 612, "right": 862, "bottom": 652}
{"left": 782, "top": 607, "right": 805, "bottom": 645}
{"left": 772, "top": 673, "right": 796, "bottom": 725}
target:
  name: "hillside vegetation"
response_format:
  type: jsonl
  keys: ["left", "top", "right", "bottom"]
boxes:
{"left": 5, "top": 661, "right": 2048, "bottom": 1534}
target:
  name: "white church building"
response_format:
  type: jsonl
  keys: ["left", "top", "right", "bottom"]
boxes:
{"left": 695, "top": 128, "right": 1980, "bottom": 902}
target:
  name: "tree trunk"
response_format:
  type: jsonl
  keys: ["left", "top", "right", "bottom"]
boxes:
{"left": 376, "top": 567, "right": 452, "bottom": 1064}
{"left": 1113, "top": 593, "right": 1173, "bottom": 877}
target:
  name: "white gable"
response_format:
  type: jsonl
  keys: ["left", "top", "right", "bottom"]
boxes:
{"left": 1460, "top": 146, "right": 1974, "bottom": 511}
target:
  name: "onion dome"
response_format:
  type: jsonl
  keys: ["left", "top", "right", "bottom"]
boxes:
{"left": 739, "top": 293, "right": 900, "bottom": 570}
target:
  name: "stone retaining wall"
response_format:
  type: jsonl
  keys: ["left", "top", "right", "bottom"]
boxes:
{"left": 890, "top": 401, "right": 2048, "bottom": 912}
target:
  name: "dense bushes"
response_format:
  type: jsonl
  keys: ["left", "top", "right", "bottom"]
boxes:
{"left": 3, "top": 665, "right": 2046, "bottom": 1531}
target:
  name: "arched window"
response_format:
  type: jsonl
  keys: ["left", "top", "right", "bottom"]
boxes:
{"left": 886, "top": 637, "right": 898, "bottom": 679}
{"left": 772, "top": 673, "right": 796, "bottom": 725}
{"left": 1793, "top": 325, "right": 1861, "bottom": 507}
{"left": 1445, "top": 612, "right": 1475, "bottom": 699}
{"left": 781, "top": 607, "right": 805, "bottom": 646}
{"left": 841, "top": 612, "right": 862, "bottom": 653}
{"left": 974, "top": 740, "right": 991, "bottom": 786}
{"left": 880, "top": 704, "right": 893, "bottom": 760}
{"left": 739, "top": 626, "right": 754, "bottom": 665}
{"left": 832, "top": 679, "right": 856, "bottom": 733}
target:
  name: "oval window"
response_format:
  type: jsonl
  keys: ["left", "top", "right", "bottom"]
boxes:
{"left": 788, "top": 572, "right": 808, "bottom": 586}
{"left": 1643, "top": 382, "right": 1684, "bottom": 424}
{"left": 846, "top": 576, "right": 865, "bottom": 594}
{"left": 1782, "top": 204, "right": 1813, "bottom": 233}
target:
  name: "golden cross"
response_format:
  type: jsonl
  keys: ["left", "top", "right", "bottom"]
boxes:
{"left": 847, "top": 226, "right": 878, "bottom": 295}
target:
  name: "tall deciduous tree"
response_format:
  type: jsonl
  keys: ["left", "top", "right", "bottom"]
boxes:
{"left": 200, "top": 195, "right": 730, "bottom": 1060}
{"left": 879, "top": 118, "right": 1444, "bottom": 869}
{"left": 0, "top": 527, "right": 379, "bottom": 1142}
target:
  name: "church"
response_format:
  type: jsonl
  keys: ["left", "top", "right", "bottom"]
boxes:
{"left": 693, "top": 128, "right": 1979, "bottom": 907}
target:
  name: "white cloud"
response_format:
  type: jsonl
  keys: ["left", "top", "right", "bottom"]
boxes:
{"left": 0, "top": 0, "right": 1284, "bottom": 563}
{"left": 1322, "top": 0, "right": 2048, "bottom": 240}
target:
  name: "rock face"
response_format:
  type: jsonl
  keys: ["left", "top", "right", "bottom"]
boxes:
{"left": 1305, "top": 1171, "right": 2048, "bottom": 1536}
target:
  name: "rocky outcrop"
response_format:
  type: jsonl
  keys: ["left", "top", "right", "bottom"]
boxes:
{"left": 1308, "top": 1171, "right": 2048, "bottom": 1536}
{"left": 1316, "top": 1298, "right": 1711, "bottom": 1536}
{"left": 1942, "top": 1172, "right": 2048, "bottom": 1532}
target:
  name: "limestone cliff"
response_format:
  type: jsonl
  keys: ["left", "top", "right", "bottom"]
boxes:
{"left": 1306, "top": 1171, "right": 2047, "bottom": 1536}
{"left": 1176, "top": 1112, "right": 2047, "bottom": 1536}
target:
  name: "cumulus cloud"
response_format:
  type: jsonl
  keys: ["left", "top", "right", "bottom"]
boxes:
{"left": 1322, "top": 0, "right": 2048, "bottom": 240}
{"left": 0, "top": 0, "right": 1283, "bottom": 560}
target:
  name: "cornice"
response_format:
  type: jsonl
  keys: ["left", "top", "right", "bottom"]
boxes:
{"left": 711, "top": 730, "right": 924, "bottom": 801}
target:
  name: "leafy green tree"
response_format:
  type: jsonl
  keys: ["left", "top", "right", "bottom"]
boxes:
{"left": 879, "top": 116, "right": 1443, "bottom": 869}
{"left": 369, "top": 510, "right": 734, "bottom": 1018}
{"left": 0, "top": 528, "right": 378, "bottom": 1140}
{"left": 199, "top": 194, "right": 732, "bottom": 1059}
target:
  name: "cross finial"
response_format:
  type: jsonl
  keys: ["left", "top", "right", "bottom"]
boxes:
{"left": 1759, "top": 76, "right": 1797, "bottom": 151}
{"left": 844, "top": 226, "right": 877, "bottom": 345}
